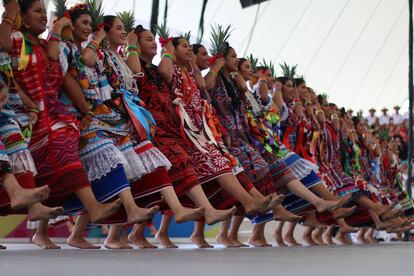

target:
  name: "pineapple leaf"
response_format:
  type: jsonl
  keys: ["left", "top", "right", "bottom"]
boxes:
{"left": 209, "top": 24, "right": 232, "bottom": 56}
{"left": 180, "top": 31, "right": 192, "bottom": 43}
{"left": 260, "top": 59, "right": 275, "bottom": 78}
{"left": 53, "top": 0, "right": 67, "bottom": 18}
{"left": 247, "top": 54, "right": 258, "bottom": 71}
{"left": 86, "top": 0, "right": 104, "bottom": 31}
{"left": 279, "top": 61, "right": 298, "bottom": 78}
{"left": 117, "top": 11, "right": 136, "bottom": 33}
{"left": 154, "top": 22, "right": 170, "bottom": 39}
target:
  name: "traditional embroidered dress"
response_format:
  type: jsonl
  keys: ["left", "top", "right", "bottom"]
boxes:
{"left": 102, "top": 48, "right": 172, "bottom": 214}
{"left": 9, "top": 32, "right": 92, "bottom": 212}
{"left": 168, "top": 64, "right": 243, "bottom": 208}
{"left": 210, "top": 75, "right": 276, "bottom": 197}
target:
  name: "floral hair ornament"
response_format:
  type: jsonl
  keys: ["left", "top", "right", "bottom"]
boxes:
{"left": 208, "top": 24, "right": 232, "bottom": 66}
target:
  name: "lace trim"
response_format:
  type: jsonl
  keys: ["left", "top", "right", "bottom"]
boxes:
{"left": 80, "top": 144, "right": 127, "bottom": 181}
{"left": 134, "top": 140, "right": 172, "bottom": 174}
{"left": 9, "top": 150, "right": 37, "bottom": 175}
{"left": 120, "top": 145, "right": 148, "bottom": 181}
{"left": 285, "top": 153, "right": 319, "bottom": 180}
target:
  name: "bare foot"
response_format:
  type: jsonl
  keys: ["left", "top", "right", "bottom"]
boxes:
{"left": 259, "top": 194, "right": 285, "bottom": 213}
{"left": 335, "top": 232, "right": 352, "bottom": 245}
{"left": 155, "top": 232, "right": 178, "bottom": 248}
{"left": 104, "top": 239, "right": 133, "bottom": 249}
{"left": 248, "top": 237, "right": 271, "bottom": 247}
{"left": 28, "top": 204, "right": 64, "bottom": 221}
{"left": 357, "top": 233, "right": 369, "bottom": 244}
{"left": 0, "top": 244, "right": 6, "bottom": 249}
{"left": 375, "top": 220, "right": 394, "bottom": 231}
{"left": 284, "top": 233, "right": 302, "bottom": 246}
{"left": 273, "top": 232, "right": 287, "bottom": 247}
{"left": 365, "top": 234, "right": 378, "bottom": 244}
{"left": 244, "top": 196, "right": 271, "bottom": 215}
{"left": 67, "top": 236, "right": 100, "bottom": 249}
{"left": 127, "top": 206, "right": 159, "bottom": 224}
{"left": 89, "top": 199, "right": 122, "bottom": 224}
{"left": 303, "top": 232, "right": 318, "bottom": 246}
{"left": 273, "top": 207, "right": 303, "bottom": 222}
{"left": 204, "top": 207, "right": 236, "bottom": 225}
{"left": 228, "top": 236, "right": 249, "bottom": 247}
{"left": 380, "top": 209, "right": 401, "bottom": 221}
{"left": 190, "top": 234, "right": 214, "bottom": 248}
{"left": 32, "top": 234, "right": 61, "bottom": 249}
{"left": 323, "top": 232, "right": 336, "bottom": 245}
{"left": 128, "top": 233, "right": 158, "bottom": 249}
{"left": 175, "top": 207, "right": 205, "bottom": 224}
{"left": 332, "top": 206, "right": 357, "bottom": 220}
{"left": 312, "top": 230, "right": 327, "bottom": 246}
{"left": 314, "top": 200, "right": 341, "bottom": 214}
{"left": 10, "top": 186, "right": 50, "bottom": 210}
{"left": 216, "top": 234, "right": 239, "bottom": 248}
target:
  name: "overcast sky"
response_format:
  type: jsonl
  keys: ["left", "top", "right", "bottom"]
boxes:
{"left": 1, "top": 0, "right": 410, "bottom": 114}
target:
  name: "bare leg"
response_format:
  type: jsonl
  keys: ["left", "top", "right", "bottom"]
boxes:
{"left": 155, "top": 215, "right": 178, "bottom": 248}
{"left": 190, "top": 221, "right": 213, "bottom": 248}
{"left": 249, "top": 222, "right": 271, "bottom": 247}
{"left": 335, "top": 231, "right": 352, "bottom": 245}
{"left": 2, "top": 173, "right": 49, "bottom": 209}
{"left": 75, "top": 188, "right": 121, "bottom": 224}
{"left": 365, "top": 228, "right": 378, "bottom": 243}
{"left": 323, "top": 225, "right": 336, "bottom": 245}
{"left": 285, "top": 180, "right": 338, "bottom": 213}
{"left": 117, "top": 189, "right": 159, "bottom": 224}
{"left": 216, "top": 218, "right": 237, "bottom": 248}
{"left": 161, "top": 187, "right": 204, "bottom": 223}
{"left": 185, "top": 185, "right": 236, "bottom": 225}
{"left": 284, "top": 222, "right": 301, "bottom": 246}
{"left": 357, "top": 228, "right": 369, "bottom": 244}
{"left": 302, "top": 226, "right": 318, "bottom": 246}
{"left": 128, "top": 223, "right": 157, "bottom": 249}
{"left": 67, "top": 214, "right": 100, "bottom": 249}
{"left": 273, "top": 221, "right": 287, "bottom": 247}
{"left": 32, "top": 220, "right": 60, "bottom": 249}
{"left": 104, "top": 225, "right": 132, "bottom": 249}
{"left": 228, "top": 216, "right": 249, "bottom": 247}
{"left": 312, "top": 227, "right": 327, "bottom": 245}
{"left": 216, "top": 174, "right": 271, "bottom": 215}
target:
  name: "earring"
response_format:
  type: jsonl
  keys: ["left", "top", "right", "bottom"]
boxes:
{"left": 22, "top": 21, "right": 30, "bottom": 29}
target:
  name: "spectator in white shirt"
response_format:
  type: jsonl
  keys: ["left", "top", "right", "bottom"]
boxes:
{"left": 392, "top": 106, "right": 404, "bottom": 125}
{"left": 379, "top": 108, "right": 390, "bottom": 125}
{"left": 366, "top": 108, "right": 377, "bottom": 127}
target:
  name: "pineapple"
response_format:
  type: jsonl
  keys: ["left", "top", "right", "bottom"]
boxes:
{"left": 86, "top": 0, "right": 104, "bottom": 31}
{"left": 279, "top": 61, "right": 298, "bottom": 78}
{"left": 53, "top": 0, "right": 72, "bottom": 41}
{"left": 209, "top": 24, "right": 232, "bottom": 56}
{"left": 154, "top": 21, "right": 170, "bottom": 39}
{"left": 247, "top": 54, "right": 258, "bottom": 72}
{"left": 117, "top": 11, "right": 136, "bottom": 33}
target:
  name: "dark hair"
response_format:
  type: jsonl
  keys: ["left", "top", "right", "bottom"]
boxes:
{"left": 294, "top": 78, "right": 305, "bottom": 87}
{"left": 276, "top": 76, "right": 293, "bottom": 86}
{"left": 221, "top": 75, "right": 243, "bottom": 111}
{"left": 352, "top": 116, "right": 361, "bottom": 127}
{"left": 172, "top": 36, "right": 186, "bottom": 47}
{"left": 19, "top": 0, "right": 37, "bottom": 14}
{"left": 70, "top": 7, "right": 91, "bottom": 23}
{"left": 238, "top": 58, "right": 248, "bottom": 71}
{"left": 255, "top": 66, "right": 268, "bottom": 72}
{"left": 103, "top": 15, "right": 117, "bottom": 32}
{"left": 135, "top": 24, "right": 147, "bottom": 35}
{"left": 192, "top": 43, "right": 205, "bottom": 54}
{"left": 223, "top": 43, "right": 233, "bottom": 57}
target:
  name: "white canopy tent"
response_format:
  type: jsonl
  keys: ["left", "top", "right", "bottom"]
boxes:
{"left": 1, "top": 0, "right": 410, "bottom": 114}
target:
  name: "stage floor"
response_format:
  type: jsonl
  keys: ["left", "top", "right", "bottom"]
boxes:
{"left": 1, "top": 242, "right": 413, "bottom": 276}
